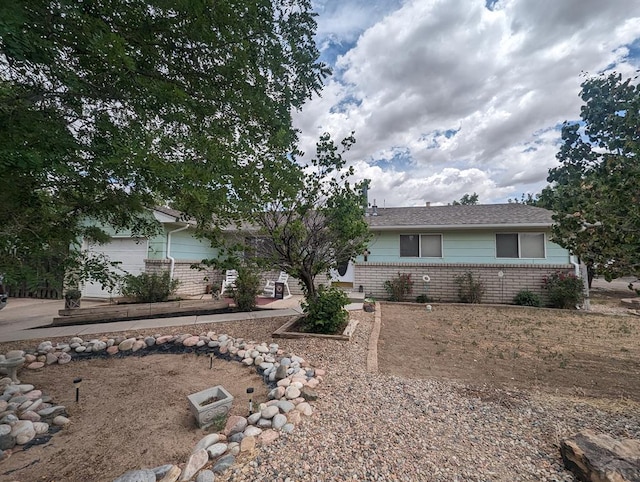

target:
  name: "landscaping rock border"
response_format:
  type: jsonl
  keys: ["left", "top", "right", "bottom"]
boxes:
{"left": 0, "top": 331, "right": 325, "bottom": 481}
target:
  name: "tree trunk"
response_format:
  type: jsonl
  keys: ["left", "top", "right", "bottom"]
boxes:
{"left": 299, "top": 271, "right": 316, "bottom": 301}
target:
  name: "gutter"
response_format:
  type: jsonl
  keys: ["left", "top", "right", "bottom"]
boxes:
{"left": 369, "top": 223, "right": 553, "bottom": 231}
{"left": 167, "top": 224, "right": 191, "bottom": 280}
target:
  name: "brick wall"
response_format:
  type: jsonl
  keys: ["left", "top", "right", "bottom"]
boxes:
{"left": 354, "top": 262, "right": 575, "bottom": 304}
{"left": 144, "top": 261, "right": 319, "bottom": 297}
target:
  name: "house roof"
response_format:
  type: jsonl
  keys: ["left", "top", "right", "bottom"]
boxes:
{"left": 366, "top": 203, "right": 554, "bottom": 230}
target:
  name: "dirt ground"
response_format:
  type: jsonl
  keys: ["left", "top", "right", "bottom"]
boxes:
{"left": 0, "top": 324, "right": 278, "bottom": 482}
{"left": 1, "top": 289, "right": 639, "bottom": 481}
{"left": 378, "top": 288, "right": 640, "bottom": 402}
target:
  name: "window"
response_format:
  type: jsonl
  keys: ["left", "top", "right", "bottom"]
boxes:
{"left": 400, "top": 234, "right": 442, "bottom": 257}
{"left": 496, "top": 233, "right": 545, "bottom": 258}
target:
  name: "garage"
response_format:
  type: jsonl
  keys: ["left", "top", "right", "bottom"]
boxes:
{"left": 82, "top": 237, "right": 148, "bottom": 298}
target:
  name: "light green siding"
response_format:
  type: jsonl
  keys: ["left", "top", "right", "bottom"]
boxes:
{"left": 365, "top": 229, "right": 570, "bottom": 265}
{"left": 146, "top": 228, "right": 219, "bottom": 260}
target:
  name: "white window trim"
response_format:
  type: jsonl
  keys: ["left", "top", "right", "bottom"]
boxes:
{"left": 495, "top": 232, "right": 546, "bottom": 259}
{"left": 399, "top": 233, "right": 443, "bottom": 258}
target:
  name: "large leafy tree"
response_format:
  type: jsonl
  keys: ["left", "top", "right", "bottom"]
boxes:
{"left": 0, "top": 0, "right": 328, "bottom": 291}
{"left": 540, "top": 72, "right": 640, "bottom": 282}
{"left": 247, "top": 133, "right": 371, "bottom": 301}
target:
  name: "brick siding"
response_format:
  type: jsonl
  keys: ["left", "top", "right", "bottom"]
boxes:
{"left": 354, "top": 262, "right": 575, "bottom": 304}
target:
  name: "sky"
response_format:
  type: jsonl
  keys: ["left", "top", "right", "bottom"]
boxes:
{"left": 293, "top": 0, "right": 640, "bottom": 207}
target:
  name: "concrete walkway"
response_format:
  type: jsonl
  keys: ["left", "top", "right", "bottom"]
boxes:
{"left": 0, "top": 296, "right": 304, "bottom": 343}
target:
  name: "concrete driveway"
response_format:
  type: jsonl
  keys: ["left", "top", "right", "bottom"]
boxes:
{"left": 0, "top": 297, "right": 302, "bottom": 343}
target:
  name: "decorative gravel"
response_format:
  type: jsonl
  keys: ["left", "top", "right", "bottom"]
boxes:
{"left": 221, "top": 309, "right": 640, "bottom": 482}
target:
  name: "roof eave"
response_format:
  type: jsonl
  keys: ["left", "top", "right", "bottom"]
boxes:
{"left": 369, "top": 223, "right": 553, "bottom": 231}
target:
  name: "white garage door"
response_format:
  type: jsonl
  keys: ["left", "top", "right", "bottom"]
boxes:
{"left": 82, "top": 237, "right": 148, "bottom": 298}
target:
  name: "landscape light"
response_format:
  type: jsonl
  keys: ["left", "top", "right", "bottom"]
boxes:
{"left": 247, "top": 387, "right": 254, "bottom": 416}
{"left": 73, "top": 377, "right": 83, "bottom": 402}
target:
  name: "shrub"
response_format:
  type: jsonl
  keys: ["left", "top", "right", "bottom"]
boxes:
{"left": 416, "top": 294, "right": 432, "bottom": 303}
{"left": 230, "top": 267, "right": 261, "bottom": 312}
{"left": 384, "top": 272, "right": 414, "bottom": 301}
{"left": 121, "top": 271, "right": 180, "bottom": 303}
{"left": 301, "top": 285, "right": 349, "bottom": 334}
{"left": 454, "top": 271, "right": 485, "bottom": 303}
{"left": 513, "top": 290, "right": 541, "bottom": 307}
{"left": 543, "top": 271, "right": 584, "bottom": 309}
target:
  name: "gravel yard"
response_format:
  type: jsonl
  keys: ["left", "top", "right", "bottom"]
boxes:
{"left": 222, "top": 307, "right": 640, "bottom": 482}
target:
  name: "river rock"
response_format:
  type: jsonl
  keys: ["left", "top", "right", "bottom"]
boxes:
{"left": 272, "top": 413, "right": 287, "bottom": 430}
{"left": 106, "top": 346, "right": 119, "bottom": 355}
{"left": 182, "top": 336, "right": 200, "bottom": 347}
{"left": 132, "top": 340, "right": 146, "bottom": 352}
{"left": 118, "top": 338, "right": 137, "bottom": 352}
{"left": 144, "top": 336, "right": 156, "bottom": 347}
{"left": 193, "top": 433, "right": 221, "bottom": 453}
{"left": 155, "top": 335, "right": 173, "bottom": 345}
{"left": 285, "top": 386, "right": 300, "bottom": 400}
{"left": 240, "top": 435, "right": 256, "bottom": 452}
{"left": 196, "top": 470, "right": 215, "bottom": 482}
{"left": 206, "top": 442, "right": 228, "bottom": 458}
{"left": 223, "top": 415, "right": 247, "bottom": 436}
{"left": 27, "top": 362, "right": 44, "bottom": 370}
{"left": 212, "top": 454, "right": 235, "bottom": 473}
{"left": 11, "top": 420, "right": 35, "bottom": 445}
{"left": 268, "top": 386, "right": 285, "bottom": 400}
{"left": 45, "top": 353, "right": 58, "bottom": 365}
{"left": 156, "top": 465, "right": 181, "bottom": 482}
{"left": 0, "top": 424, "right": 15, "bottom": 450}
{"left": 179, "top": 448, "right": 208, "bottom": 481}
{"left": 561, "top": 430, "right": 640, "bottom": 482}
{"left": 32, "top": 421, "right": 49, "bottom": 435}
{"left": 300, "top": 387, "right": 318, "bottom": 401}
{"left": 261, "top": 406, "right": 279, "bottom": 419}
{"left": 58, "top": 352, "right": 72, "bottom": 364}
{"left": 53, "top": 415, "right": 70, "bottom": 427}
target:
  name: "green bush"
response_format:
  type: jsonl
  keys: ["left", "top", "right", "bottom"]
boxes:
{"left": 513, "top": 290, "right": 541, "bottom": 307}
{"left": 454, "top": 271, "right": 485, "bottom": 303}
{"left": 416, "top": 294, "right": 432, "bottom": 303}
{"left": 543, "top": 272, "right": 584, "bottom": 309}
{"left": 122, "top": 271, "right": 180, "bottom": 303}
{"left": 384, "top": 272, "right": 414, "bottom": 301}
{"left": 301, "top": 285, "right": 349, "bottom": 334}
{"left": 230, "top": 267, "right": 261, "bottom": 312}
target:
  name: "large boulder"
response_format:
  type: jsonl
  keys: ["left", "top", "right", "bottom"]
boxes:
{"left": 561, "top": 429, "right": 640, "bottom": 482}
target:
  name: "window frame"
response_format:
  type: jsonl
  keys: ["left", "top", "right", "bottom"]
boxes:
{"left": 399, "top": 233, "right": 443, "bottom": 258}
{"left": 495, "top": 232, "right": 546, "bottom": 259}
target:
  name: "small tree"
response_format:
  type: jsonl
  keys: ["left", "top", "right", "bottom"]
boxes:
{"left": 249, "top": 133, "right": 371, "bottom": 302}
{"left": 451, "top": 193, "right": 479, "bottom": 205}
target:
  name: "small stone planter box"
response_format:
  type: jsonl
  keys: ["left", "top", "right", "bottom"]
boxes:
{"left": 187, "top": 385, "right": 234, "bottom": 429}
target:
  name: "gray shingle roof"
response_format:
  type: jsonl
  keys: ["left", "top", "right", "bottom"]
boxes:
{"left": 366, "top": 203, "right": 554, "bottom": 229}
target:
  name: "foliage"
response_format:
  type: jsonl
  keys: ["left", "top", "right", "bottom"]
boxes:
{"left": 121, "top": 272, "right": 180, "bottom": 303}
{"left": 454, "top": 271, "right": 485, "bottom": 303}
{"left": 384, "top": 273, "right": 414, "bottom": 302}
{"left": 0, "top": 0, "right": 328, "bottom": 290}
{"left": 452, "top": 193, "right": 479, "bottom": 205}
{"left": 300, "top": 285, "right": 349, "bottom": 334}
{"left": 63, "top": 251, "right": 125, "bottom": 294}
{"left": 513, "top": 290, "right": 541, "bottom": 307}
{"left": 64, "top": 289, "right": 82, "bottom": 301}
{"left": 542, "top": 272, "right": 584, "bottom": 309}
{"left": 229, "top": 268, "right": 261, "bottom": 312}
{"left": 416, "top": 294, "right": 432, "bottom": 303}
{"left": 246, "top": 133, "right": 371, "bottom": 301}
{"left": 538, "top": 73, "right": 640, "bottom": 281}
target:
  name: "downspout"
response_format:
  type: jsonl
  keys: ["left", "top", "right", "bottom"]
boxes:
{"left": 570, "top": 255, "right": 590, "bottom": 310}
{"left": 167, "top": 224, "right": 191, "bottom": 280}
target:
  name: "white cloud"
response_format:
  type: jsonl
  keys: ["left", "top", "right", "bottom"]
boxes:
{"left": 294, "top": 0, "right": 640, "bottom": 206}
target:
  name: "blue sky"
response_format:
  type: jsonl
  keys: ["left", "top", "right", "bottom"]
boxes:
{"left": 293, "top": 0, "right": 640, "bottom": 206}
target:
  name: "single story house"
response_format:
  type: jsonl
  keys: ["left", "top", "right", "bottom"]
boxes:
{"left": 81, "top": 204, "right": 576, "bottom": 304}
{"left": 355, "top": 203, "right": 575, "bottom": 303}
